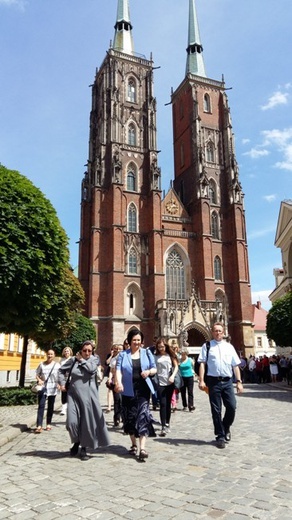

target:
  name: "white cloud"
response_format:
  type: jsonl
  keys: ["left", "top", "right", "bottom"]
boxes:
{"left": 248, "top": 225, "right": 276, "bottom": 240}
{"left": 243, "top": 148, "right": 270, "bottom": 159}
{"left": 263, "top": 194, "right": 277, "bottom": 203}
{"left": 261, "top": 91, "right": 289, "bottom": 111}
{"left": 262, "top": 128, "right": 292, "bottom": 171}
{"left": 0, "top": 0, "right": 26, "bottom": 8}
{"left": 242, "top": 138, "right": 250, "bottom": 145}
{"left": 252, "top": 291, "right": 272, "bottom": 311}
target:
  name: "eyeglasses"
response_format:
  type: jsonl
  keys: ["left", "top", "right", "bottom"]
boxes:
{"left": 82, "top": 349, "right": 92, "bottom": 353}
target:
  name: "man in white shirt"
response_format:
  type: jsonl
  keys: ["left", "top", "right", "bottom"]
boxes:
{"left": 198, "top": 322, "right": 243, "bottom": 449}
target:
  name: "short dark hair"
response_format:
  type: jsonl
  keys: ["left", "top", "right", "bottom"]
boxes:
{"left": 127, "top": 329, "right": 144, "bottom": 345}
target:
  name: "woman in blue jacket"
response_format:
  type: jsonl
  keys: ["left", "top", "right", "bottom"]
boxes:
{"left": 115, "top": 329, "right": 157, "bottom": 461}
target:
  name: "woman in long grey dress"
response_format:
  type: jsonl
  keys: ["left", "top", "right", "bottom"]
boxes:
{"left": 59, "top": 340, "right": 110, "bottom": 460}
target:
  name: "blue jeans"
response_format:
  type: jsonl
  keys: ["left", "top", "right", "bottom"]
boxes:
{"left": 36, "top": 392, "right": 56, "bottom": 428}
{"left": 207, "top": 377, "right": 236, "bottom": 439}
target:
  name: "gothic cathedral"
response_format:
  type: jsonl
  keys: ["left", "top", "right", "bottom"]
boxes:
{"left": 78, "top": 0, "right": 254, "bottom": 357}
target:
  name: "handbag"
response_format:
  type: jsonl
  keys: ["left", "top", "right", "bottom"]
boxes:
{"left": 173, "top": 371, "right": 184, "bottom": 390}
{"left": 31, "top": 362, "right": 56, "bottom": 394}
{"left": 65, "top": 359, "right": 77, "bottom": 391}
{"left": 31, "top": 383, "right": 45, "bottom": 394}
{"left": 146, "top": 349, "right": 159, "bottom": 391}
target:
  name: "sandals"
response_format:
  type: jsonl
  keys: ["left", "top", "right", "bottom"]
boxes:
{"left": 128, "top": 445, "right": 138, "bottom": 455}
{"left": 46, "top": 426, "right": 52, "bottom": 431}
{"left": 35, "top": 426, "right": 42, "bottom": 434}
{"left": 139, "top": 449, "right": 148, "bottom": 461}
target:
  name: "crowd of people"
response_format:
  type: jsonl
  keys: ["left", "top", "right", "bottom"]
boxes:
{"left": 239, "top": 354, "right": 292, "bottom": 384}
{"left": 33, "top": 329, "right": 291, "bottom": 459}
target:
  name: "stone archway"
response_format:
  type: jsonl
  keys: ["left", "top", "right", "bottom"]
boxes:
{"left": 187, "top": 327, "right": 207, "bottom": 349}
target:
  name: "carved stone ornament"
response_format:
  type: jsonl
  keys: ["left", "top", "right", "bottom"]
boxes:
{"left": 166, "top": 199, "right": 179, "bottom": 215}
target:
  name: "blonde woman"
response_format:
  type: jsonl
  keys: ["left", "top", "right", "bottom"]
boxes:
{"left": 60, "top": 346, "right": 74, "bottom": 415}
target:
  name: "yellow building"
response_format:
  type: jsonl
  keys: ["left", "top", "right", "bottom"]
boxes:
{"left": 0, "top": 333, "right": 46, "bottom": 387}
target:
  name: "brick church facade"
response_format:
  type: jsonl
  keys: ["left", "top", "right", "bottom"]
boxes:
{"left": 78, "top": 0, "right": 254, "bottom": 357}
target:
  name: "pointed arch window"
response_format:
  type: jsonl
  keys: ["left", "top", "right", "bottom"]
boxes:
{"left": 211, "top": 211, "right": 219, "bottom": 239}
{"left": 127, "top": 78, "right": 136, "bottom": 103}
{"left": 128, "top": 123, "right": 136, "bottom": 146}
{"left": 214, "top": 256, "right": 222, "bottom": 280}
{"left": 209, "top": 179, "right": 217, "bottom": 204}
{"left": 206, "top": 142, "right": 215, "bottom": 162}
{"left": 127, "top": 163, "right": 137, "bottom": 191}
{"left": 128, "top": 248, "right": 138, "bottom": 274}
{"left": 128, "top": 203, "right": 137, "bottom": 232}
{"left": 204, "top": 93, "right": 211, "bottom": 113}
{"left": 166, "top": 250, "right": 185, "bottom": 299}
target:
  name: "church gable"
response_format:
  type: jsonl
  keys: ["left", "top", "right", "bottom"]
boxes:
{"left": 162, "top": 188, "right": 189, "bottom": 220}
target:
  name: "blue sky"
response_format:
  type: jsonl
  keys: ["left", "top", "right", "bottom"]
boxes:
{"left": 1, "top": 0, "right": 291, "bottom": 311}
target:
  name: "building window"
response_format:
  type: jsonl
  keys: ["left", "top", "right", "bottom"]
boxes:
{"left": 166, "top": 250, "right": 185, "bottom": 299}
{"left": 209, "top": 179, "right": 217, "bottom": 204}
{"left": 206, "top": 142, "right": 215, "bottom": 162}
{"left": 127, "top": 78, "right": 136, "bottom": 103}
{"left": 180, "top": 142, "right": 185, "bottom": 167}
{"left": 6, "top": 371, "right": 11, "bottom": 383}
{"left": 129, "top": 248, "right": 138, "bottom": 274}
{"left": 128, "top": 203, "right": 137, "bottom": 232}
{"left": 211, "top": 211, "right": 219, "bottom": 239}
{"left": 128, "top": 123, "right": 136, "bottom": 146}
{"left": 257, "top": 337, "right": 262, "bottom": 347}
{"left": 127, "top": 163, "right": 137, "bottom": 191}
{"left": 214, "top": 256, "right": 222, "bottom": 280}
{"left": 204, "top": 93, "right": 211, "bottom": 113}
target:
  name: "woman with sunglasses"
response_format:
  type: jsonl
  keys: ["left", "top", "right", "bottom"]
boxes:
{"left": 59, "top": 340, "right": 110, "bottom": 460}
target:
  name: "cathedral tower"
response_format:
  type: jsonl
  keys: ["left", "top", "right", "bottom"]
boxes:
{"left": 79, "top": 0, "right": 254, "bottom": 357}
{"left": 172, "top": 0, "right": 253, "bottom": 349}
{"left": 79, "top": 0, "right": 162, "bottom": 349}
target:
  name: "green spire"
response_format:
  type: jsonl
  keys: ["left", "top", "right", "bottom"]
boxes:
{"left": 186, "top": 0, "right": 206, "bottom": 76}
{"left": 113, "top": 0, "right": 134, "bottom": 55}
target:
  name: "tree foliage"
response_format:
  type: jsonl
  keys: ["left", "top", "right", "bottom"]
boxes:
{"left": 0, "top": 165, "right": 84, "bottom": 343}
{"left": 51, "top": 314, "right": 96, "bottom": 356}
{"left": 266, "top": 291, "right": 292, "bottom": 347}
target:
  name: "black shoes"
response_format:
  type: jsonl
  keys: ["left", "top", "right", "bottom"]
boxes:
{"left": 80, "top": 447, "right": 89, "bottom": 461}
{"left": 216, "top": 437, "right": 226, "bottom": 449}
{"left": 70, "top": 442, "right": 79, "bottom": 457}
{"left": 225, "top": 431, "right": 231, "bottom": 442}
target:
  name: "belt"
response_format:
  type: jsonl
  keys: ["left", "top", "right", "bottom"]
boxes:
{"left": 208, "top": 376, "right": 231, "bottom": 382}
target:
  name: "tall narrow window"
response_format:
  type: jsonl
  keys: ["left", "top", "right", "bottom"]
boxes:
{"left": 128, "top": 203, "right": 137, "bottom": 232}
{"left": 128, "top": 123, "right": 136, "bottom": 146}
{"left": 209, "top": 179, "right": 217, "bottom": 204}
{"left": 211, "top": 211, "right": 219, "bottom": 239}
{"left": 129, "top": 248, "right": 138, "bottom": 274}
{"left": 206, "top": 142, "right": 215, "bottom": 162}
{"left": 127, "top": 163, "right": 137, "bottom": 191}
{"left": 204, "top": 93, "right": 211, "bottom": 113}
{"left": 166, "top": 250, "right": 185, "bottom": 299}
{"left": 128, "top": 78, "right": 136, "bottom": 103}
{"left": 180, "top": 142, "right": 185, "bottom": 167}
{"left": 214, "top": 256, "right": 222, "bottom": 280}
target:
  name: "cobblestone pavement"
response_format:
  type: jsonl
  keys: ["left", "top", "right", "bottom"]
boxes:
{"left": 0, "top": 382, "right": 291, "bottom": 519}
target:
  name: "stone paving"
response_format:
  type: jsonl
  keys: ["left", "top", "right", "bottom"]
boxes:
{"left": 0, "top": 381, "right": 291, "bottom": 519}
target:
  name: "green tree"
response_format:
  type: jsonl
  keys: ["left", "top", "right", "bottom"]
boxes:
{"left": 0, "top": 165, "right": 84, "bottom": 384}
{"left": 51, "top": 314, "right": 96, "bottom": 356}
{"left": 266, "top": 291, "right": 292, "bottom": 347}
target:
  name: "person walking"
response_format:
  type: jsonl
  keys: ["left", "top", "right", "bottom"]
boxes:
{"left": 59, "top": 346, "right": 74, "bottom": 415}
{"left": 198, "top": 322, "right": 243, "bottom": 449}
{"left": 154, "top": 337, "right": 178, "bottom": 437}
{"left": 58, "top": 340, "right": 110, "bottom": 460}
{"left": 35, "top": 349, "right": 60, "bottom": 433}
{"left": 115, "top": 329, "right": 157, "bottom": 461}
{"left": 179, "top": 347, "right": 195, "bottom": 412}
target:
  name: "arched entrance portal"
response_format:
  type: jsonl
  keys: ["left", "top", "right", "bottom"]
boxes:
{"left": 187, "top": 328, "right": 207, "bottom": 349}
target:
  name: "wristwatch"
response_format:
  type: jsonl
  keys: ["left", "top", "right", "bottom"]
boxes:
{"left": 236, "top": 380, "right": 242, "bottom": 383}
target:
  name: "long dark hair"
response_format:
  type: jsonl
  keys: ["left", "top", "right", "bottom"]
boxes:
{"left": 155, "top": 336, "right": 178, "bottom": 364}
